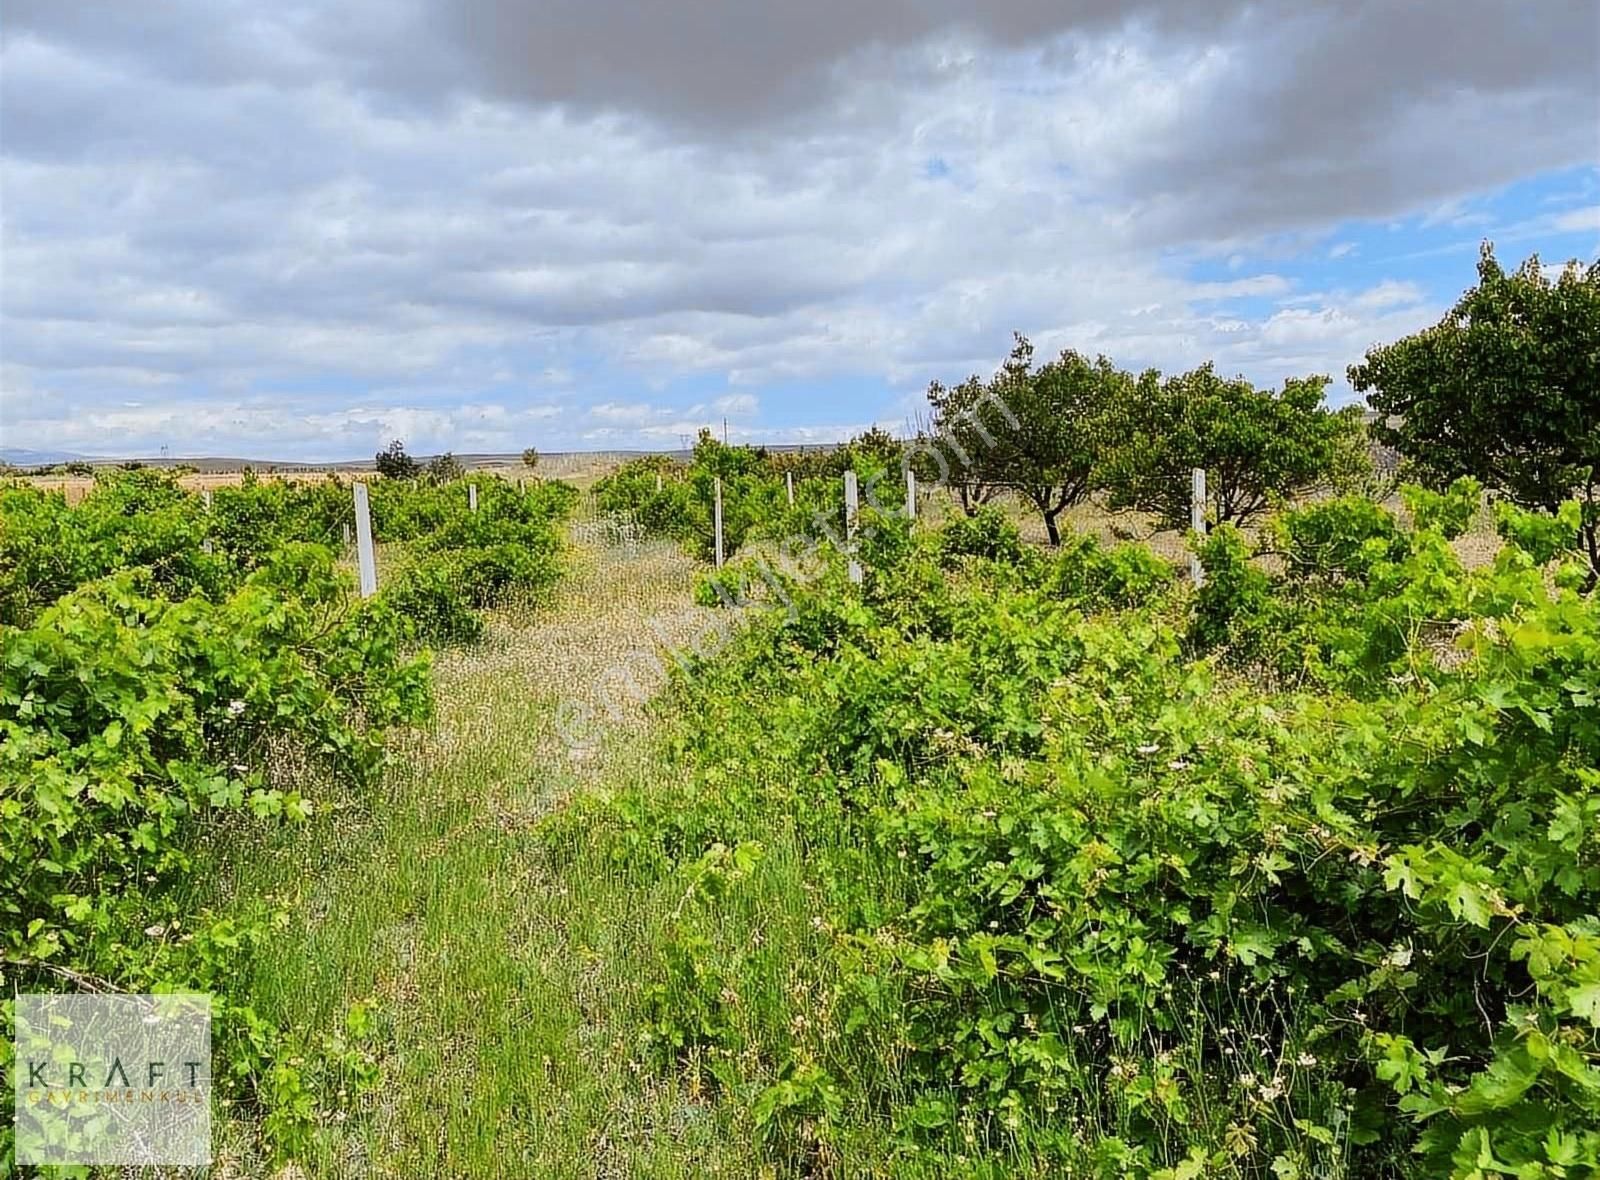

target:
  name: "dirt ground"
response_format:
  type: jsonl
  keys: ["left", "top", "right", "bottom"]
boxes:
{"left": 13, "top": 452, "right": 627, "bottom": 502}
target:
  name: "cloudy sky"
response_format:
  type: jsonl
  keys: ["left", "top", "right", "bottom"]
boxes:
{"left": 2, "top": 1, "right": 1596, "bottom": 460}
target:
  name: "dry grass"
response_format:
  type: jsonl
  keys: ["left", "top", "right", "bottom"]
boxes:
{"left": 12, "top": 452, "right": 640, "bottom": 503}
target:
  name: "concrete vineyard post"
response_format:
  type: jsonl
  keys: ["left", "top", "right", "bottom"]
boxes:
{"left": 342, "top": 522, "right": 351, "bottom": 550}
{"left": 655, "top": 472, "right": 663, "bottom": 493}
{"left": 844, "top": 470, "right": 862, "bottom": 584}
{"left": 1190, "top": 467, "right": 1207, "bottom": 588}
{"left": 201, "top": 489, "right": 214, "bottom": 553}
{"left": 905, "top": 467, "right": 916, "bottom": 522}
{"left": 468, "top": 483, "right": 478, "bottom": 512}
{"left": 714, "top": 476, "right": 724, "bottom": 569}
{"left": 786, "top": 471, "right": 794, "bottom": 506}
{"left": 353, "top": 482, "right": 378, "bottom": 598}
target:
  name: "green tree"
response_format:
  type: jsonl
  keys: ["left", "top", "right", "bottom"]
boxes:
{"left": 1101, "top": 363, "right": 1368, "bottom": 530}
{"left": 920, "top": 375, "right": 1007, "bottom": 516}
{"left": 521, "top": 447, "right": 540, "bottom": 471}
{"left": 425, "top": 451, "right": 464, "bottom": 482}
{"left": 929, "top": 336, "right": 1127, "bottom": 544}
{"left": 374, "top": 439, "right": 418, "bottom": 480}
{"left": 1349, "top": 243, "right": 1600, "bottom": 577}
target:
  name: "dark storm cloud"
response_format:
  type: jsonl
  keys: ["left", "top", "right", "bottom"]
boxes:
{"left": 8, "top": 0, "right": 1593, "bottom": 233}
{"left": 1096, "top": 2, "right": 1600, "bottom": 235}
{"left": 445, "top": 0, "right": 1595, "bottom": 143}
{"left": 425, "top": 0, "right": 1599, "bottom": 240}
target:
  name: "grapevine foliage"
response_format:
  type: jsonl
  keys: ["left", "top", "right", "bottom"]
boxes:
{"left": 571, "top": 489, "right": 1600, "bottom": 1177}
{"left": 0, "top": 467, "right": 572, "bottom": 1164}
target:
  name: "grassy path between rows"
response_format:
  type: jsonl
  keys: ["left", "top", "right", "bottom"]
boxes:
{"left": 205, "top": 535, "right": 762, "bottom": 1178}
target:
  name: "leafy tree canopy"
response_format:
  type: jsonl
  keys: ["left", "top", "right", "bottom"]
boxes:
{"left": 1349, "top": 242, "right": 1600, "bottom": 575}
{"left": 1100, "top": 362, "right": 1369, "bottom": 530}
{"left": 374, "top": 439, "right": 419, "bottom": 480}
{"left": 926, "top": 335, "right": 1127, "bottom": 544}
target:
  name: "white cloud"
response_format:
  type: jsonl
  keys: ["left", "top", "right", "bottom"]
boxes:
{"left": 1553, "top": 205, "right": 1600, "bottom": 233}
{"left": 1349, "top": 280, "right": 1427, "bottom": 312}
{"left": 589, "top": 402, "right": 666, "bottom": 424}
{"left": 1, "top": 2, "right": 1594, "bottom": 455}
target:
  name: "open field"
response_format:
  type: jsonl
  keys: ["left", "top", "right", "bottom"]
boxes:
{"left": 3, "top": 447, "right": 1594, "bottom": 1178}
{"left": 12, "top": 451, "right": 650, "bottom": 502}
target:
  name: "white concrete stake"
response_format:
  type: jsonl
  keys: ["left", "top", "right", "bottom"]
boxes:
{"left": 713, "top": 476, "right": 724, "bottom": 569}
{"left": 468, "top": 483, "right": 478, "bottom": 512}
{"left": 786, "top": 471, "right": 794, "bottom": 506}
{"left": 353, "top": 482, "right": 378, "bottom": 598}
{"left": 200, "top": 488, "right": 214, "bottom": 553}
{"left": 844, "top": 470, "right": 862, "bottom": 584}
{"left": 342, "top": 522, "right": 351, "bottom": 549}
{"left": 905, "top": 467, "right": 917, "bottom": 522}
{"left": 655, "top": 472, "right": 663, "bottom": 493}
{"left": 202, "top": 489, "right": 212, "bottom": 511}
{"left": 1190, "top": 466, "right": 1207, "bottom": 588}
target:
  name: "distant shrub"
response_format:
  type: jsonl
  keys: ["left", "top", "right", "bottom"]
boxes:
{"left": 0, "top": 471, "right": 230, "bottom": 626}
{"left": 425, "top": 452, "right": 464, "bottom": 482}
{"left": 1044, "top": 530, "right": 1175, "bottom": 610}
{"left": 385, "top": 558, "right": 485, "bottom": 644}
{"left": 939, "top": 505, "right": 1025, "bottom": 565}
{"left": 525, "top": 477, "right": 580, "bottom": 521}
{"left": 594, "top": 457, "right": 690, "bottom": 534}
{"left": 209, "top": 474, "right": 350, "bottom": 568}
{"left": 374, "top": 439, "right": 418, "bottom": 480}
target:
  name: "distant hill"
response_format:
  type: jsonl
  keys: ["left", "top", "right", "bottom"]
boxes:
{"left": 0, "top": 448, "right": 87, "bottom": 465}
{"left": 0, "top": 443, "right": 845, "bottom": 474}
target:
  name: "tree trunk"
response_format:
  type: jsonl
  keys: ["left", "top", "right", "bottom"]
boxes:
{"left": 1043, "top": 507, "right": 1062, "bottom": 546}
